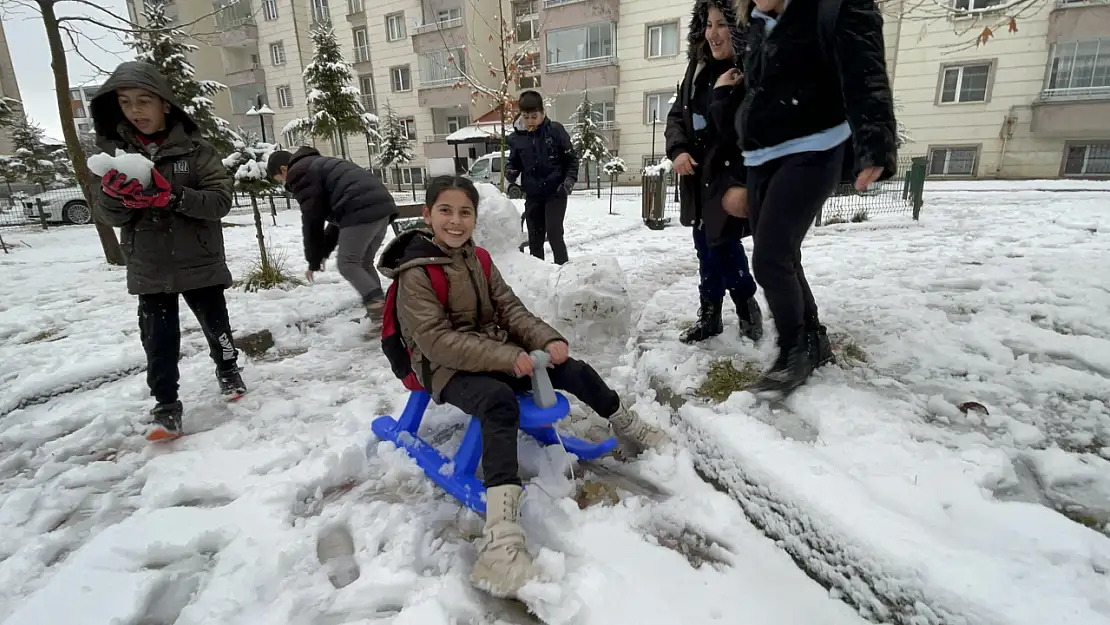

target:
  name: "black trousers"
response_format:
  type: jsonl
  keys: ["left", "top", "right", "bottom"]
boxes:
{"left": 440, "top": 358, "right": 620, "bottom": 488}
{"left": 138, "top": 285, "right": 239, "bottom": 404}
{"left": 747, "top": 144, "right": 843, "bottom": 348}
{"left": 524, "top": 194, "right": 568, "bottom": 265}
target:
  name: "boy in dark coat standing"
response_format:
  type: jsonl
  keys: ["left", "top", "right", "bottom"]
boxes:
{"left": 505, "top": 91, "right": 578, "bottom": 265}
{"left": 268, "top": 147, "right": 398, "bottom": 322}
{"left": 91, "top": 61, "right": 246, "bottom": 441}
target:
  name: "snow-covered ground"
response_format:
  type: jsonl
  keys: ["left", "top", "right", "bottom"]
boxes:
{"left": 1, "top": 183, "right": 1108, "bottom": 624}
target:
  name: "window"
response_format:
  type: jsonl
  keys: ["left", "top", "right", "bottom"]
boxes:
{"left": 390, "top": 66, "right": 412, "bottom": 91}
{"left": 514, "top": 1, "right": 538, "bottom": 42}
{"left": 644, "top": 91, "right": 673, "bottom": 124}
{"left": 358, "top": 76, "right": 376, "bottom": 111}
{"left": 519, "top": 75, "right": 541, "bottom": 89}
{"left": 951, "top": 0, "right": 1003, "bottom": 11}
{"left": 646, "top": 22, "right": 679, "bottom": 59}
{"left": 250, "top": 53, "right": 260, "bottom": 66}
{"left": 547, "top": 22, "right": 615, "bottom": 68}
{"left": 1063, "top": 142, "right": 1110, "bottom": 176}
{"left": 386, "top": 12, "right": 406, "bottom": 41}
{"left": 939, "top": 63, "right": 991, "bottom": 103}
{"left": 347, "top": 0, "right": 362, "bottom": 13}
{"left": 399, "top": 167, "right": 424, "bottom": 186}
{"left": 312, "top": 0, "right": 330, "bottom": 23}
{"left": 437, "top": 7, "right": 461, "bottom": 23}
{"left": 593, "top": 100, "right": 616, "bottom": 124}
{"left": 928, "top": 146, "right": 978, "bottom": 176}
{"left": 77, "top": 122, "right": 90, "bottom": 134}
{"left": 446, "top": 115, "right": 469, "bottom": 133}
{"left": 402, "top": 117, "right": 417, "bottom": 140}
{"left": 366, "top": 127, "right": 380, "bottom": 154}
{"left": 420, "top": 48, "right": 465, "bottom": 86}
{"left": 353, "top": 28, "right": 370, "bottom": 62}
{"left": 215, "top": 0, "right": 254, "bottom": 29}
{"left": 518, "top": 54, "right": 540, "bottom": 88}
{"left": 1044, "top": 38, "right": 1110, "bottom": 97}
{"left": 72, "top": 101, "right": 87, "bottom": 119}
{"left": 276, "top": 85, "right": 293, "bottom": 108}
{"left": 269, "top": 41, "right": 286, "bottom": 66}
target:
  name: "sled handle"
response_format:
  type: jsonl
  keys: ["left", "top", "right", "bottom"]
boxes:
{"left": 529, "top": 350, "right": 557, "bottom": 409}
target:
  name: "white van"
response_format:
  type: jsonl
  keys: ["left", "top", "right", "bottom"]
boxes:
{"left": 464, "top": 152, "right": 523, "bottom": 199}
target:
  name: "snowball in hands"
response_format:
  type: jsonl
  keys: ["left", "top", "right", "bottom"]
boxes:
{"left": 87, "top": 149, "right": 156, "bottom": 188}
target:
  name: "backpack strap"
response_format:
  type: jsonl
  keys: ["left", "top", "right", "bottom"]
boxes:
{"left": 424, "top": 265, "right": 450, "bottom": 307}
{"left": 473, "top": 246, "right": 493, "bottom": 280}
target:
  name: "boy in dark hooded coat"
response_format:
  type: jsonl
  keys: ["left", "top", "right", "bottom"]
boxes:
{"left": 90, "top": 61, "right": 245, "bottom": 441}
{"left": 666, "top": 0, "right": 764, "bottom": 346}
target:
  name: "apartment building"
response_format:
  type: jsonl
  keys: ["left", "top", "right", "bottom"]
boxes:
{"left": 124, "top": 0, "right": 273, "bottom": 143}
{"left": 0, "top": 19, "right": 23, "bottom": 155}
{"left": 67, "top": 84, "right": 102, "bottom": 138}
{"left": 886, "top": 0, "right": 1110, "bottom": 178}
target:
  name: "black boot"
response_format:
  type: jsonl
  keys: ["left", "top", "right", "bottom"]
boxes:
{"left": 681, "top": 298, "right": 724, "bottom": 344}
{"left": 217, "top": 366, "right": 247, "bottom": 401}
{"left": 747, "top": 330, "right": 815, "bottom": 400}
{"left": 148, "top": 400, "right": 183, "bottom": 441}
{"left": 731, "top": 293, "right": 764, "bottom": 343}
{"left": 808, "top": 324, "right": 835, "bottom": 368}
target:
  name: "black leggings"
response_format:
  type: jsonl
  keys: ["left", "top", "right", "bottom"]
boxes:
{"left": 439, "top": 358, "right": 619, "bottom": 488}
{"left": 747, "top": 144, "right": 843, "bottom": 347}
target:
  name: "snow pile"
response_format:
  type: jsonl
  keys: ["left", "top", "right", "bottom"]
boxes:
{"left": 473, "top": 182, "right": 524, "bottom": 255}
{"left": 87, "top": 149, "right": 155, "bottom": 187}
{"left": 642, "top": 158, "right": 672, "bottom": 177}
{"left": 549, "top": 257, "right": 632, "bottom": 345}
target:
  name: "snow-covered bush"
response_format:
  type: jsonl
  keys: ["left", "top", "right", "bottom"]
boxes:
{"left": 282, "top": 24, "right": 377, "bottom": 157}
{"left": 602, "top": 157, "right": 626, "bottom": 178}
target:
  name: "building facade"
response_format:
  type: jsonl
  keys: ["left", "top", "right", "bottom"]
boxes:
{"left": 0, "top": 19, "right": 23, "bottom": 155}
{"left": 129, "top": 0, "right": 1110, "bottom": 181}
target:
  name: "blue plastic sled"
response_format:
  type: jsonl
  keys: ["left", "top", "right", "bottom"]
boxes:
{"left": 370, "top": 351, "right": 618, "bottom": 515}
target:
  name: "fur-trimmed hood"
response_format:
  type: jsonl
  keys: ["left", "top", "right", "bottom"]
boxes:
{"left": 687, "top": 0, "right": 746, "bottom": 62}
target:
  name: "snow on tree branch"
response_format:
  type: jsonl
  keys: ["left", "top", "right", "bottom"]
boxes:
{"left": 376, "top": 103, "right": 414, "bottom": 169}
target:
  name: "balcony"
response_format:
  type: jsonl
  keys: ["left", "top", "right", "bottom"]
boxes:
{"left": 360, "top": 94, "right": 377, "bottom": 114}
{"left": 541, "top": 0, "right": 618, "bottom": 30}
{"left": 412, "top": 16, "right": 466, "bottom": 54}
{"left": 218, "top": 20, "right": 258, "bottom": 47}
{"left": 225, "top": 66, "right": 265, "bottom": 88}
{"left": 353, "top": 45, "right": 372, "bottom": 66}
{"left": 1048, "top": 2, "right": 1110, "bottom": 41}
{"left": 417, "top": 81, "right": 470, "bottom": 107}
{"left": 543, "top": 57, "right": 619, "bottom": 91}
{"left": 1032, "top": 88, "right": 1110, "bottom": 137}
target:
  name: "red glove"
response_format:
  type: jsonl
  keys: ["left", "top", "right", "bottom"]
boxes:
{"left": 101, "top": 169, "right": 144, "bottom": 201}
{"left": 123, "top": 169, "right": 176, "bottom": 210}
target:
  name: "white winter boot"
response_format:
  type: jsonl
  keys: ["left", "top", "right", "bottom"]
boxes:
{"left": 608, "top": 403, "right": 668, "bottom": 458}
{"left": 470, "top": 484, "right": 537, "bottom": 597}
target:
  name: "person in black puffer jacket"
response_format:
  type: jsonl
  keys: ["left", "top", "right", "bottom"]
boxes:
{"left": 720, "top": 0, "right": 897, "bottom": 399}
{"left": 666, "top": 0, "right": 763, "bottom": 346}
{"left": 268, "top": 147, "right": 398, "bottom": 322}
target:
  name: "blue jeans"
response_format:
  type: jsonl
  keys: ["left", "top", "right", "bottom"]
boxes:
{"left": 693, "top": 225, "right": 757, "bottom": 302}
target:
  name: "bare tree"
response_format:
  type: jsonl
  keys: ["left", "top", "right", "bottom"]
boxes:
{"left": 2, "top": 0, "right": 236, "bottom": 265}
{"left": 887, "top": 0, "right": 1045, "bottom": 53}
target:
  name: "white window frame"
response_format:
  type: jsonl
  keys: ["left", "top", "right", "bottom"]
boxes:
{"left": 927, "top": 146, "right": 979, "bottom": 176}
{"left": 437, "top": 7, "right": 462, "bottom": 22}
{"left": 1043, "top": 37, "right": 1110, "bottom": 98}
{"left": 353, "top": 28, "right": 370, "bottom": 62}
{"left": 419, "top": 47, "right": 466, "bottom": 87}
{"left": 386, "top": 12, "right": 406, "bottom": 41}
{"left": 390, "top": 66, "right": 412, "bottom": 92}
{"left": 939, "top": 63, "right": 991, "bottom": 104}
{"left": 400, "top": 167, "right": 424, "bottom": 186}
{"left": 644, "top": 91, "right": 671, "bottom": 125}
{"left": 546, "top": 22, "right": 615, "bottom": 70}
{"left": 646, "top": 21, "right": 679, "bottom": 59}
{"left": 402, "top": 117, "right": 417, "bottom": 140}
{"left": 276, "top": 85, "right": 293, "bottom": 108}
{"left": 358, "top": 75, "right": 376, "bottom": 111}
{"left": 312, "top": 0, "right": 330, "bottom": 23}
{"left": 1062, "top": 142, "right": 1110, "bottom": 176}
{"left": 446, "top": 115, "right": 469, "bottom": 133}
{"left": 347, "top": 0, "right": 362, "bottom": 14}
{"left": 262, "top": 0, "right": 278, "bottom": 21}
{"left": 950, "top": 0, "right": 1004, "bottom": 12}
{"left": 269, "top": 41, "right": 286, "bottom": 66}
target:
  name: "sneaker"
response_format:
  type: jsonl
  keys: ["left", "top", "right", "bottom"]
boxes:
{"left": 147, "top": 400, "right": 183, "bottom": 441}
{"left": 732, "top": 293, "right": 764, "bottom": 343}
{"left": 746, "top": 331, "right": 815, "bottom": 400}
{"left": 470, "top": 484, "right": 537, "bottom": 598}
{"left": 216, "top": 367, "right": 247, "bottom": 401}
{"left": 680, "top": 298, "right": 724, "bottom": 344}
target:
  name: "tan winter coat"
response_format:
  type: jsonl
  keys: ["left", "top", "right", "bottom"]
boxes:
{"left": 378, "top": 230, "right": 564, "bottom": 401}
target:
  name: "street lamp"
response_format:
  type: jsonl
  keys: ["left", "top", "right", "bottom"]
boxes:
{"left": 245, "top": 94, "right": 275, "bottom": 142}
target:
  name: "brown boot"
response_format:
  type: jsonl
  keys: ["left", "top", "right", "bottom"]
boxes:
{"left": 470, "top": 484, "right": 537, "bottom": 597}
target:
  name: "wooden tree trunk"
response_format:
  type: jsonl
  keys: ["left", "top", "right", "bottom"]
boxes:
{"left": 250, "top": 193, "right": 270, "bottom": 270}
{"left": 40, "top": 0, "right": 125, "bottom": 266}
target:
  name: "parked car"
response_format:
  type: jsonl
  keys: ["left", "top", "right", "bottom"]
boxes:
{"left": 23, "top": 188, "right": 93, "bottom": 225}
{"left": 464, "top": 152, "right": 522, "bottom": 199}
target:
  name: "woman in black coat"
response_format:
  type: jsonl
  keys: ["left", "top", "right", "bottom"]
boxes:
{"left": 665, "top": 0, "right": 763, "bottom": 346}
{"left": 726, "top": 0, "right": 898, "bottom": 398}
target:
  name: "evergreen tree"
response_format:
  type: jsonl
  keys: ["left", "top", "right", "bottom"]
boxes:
{"left": 376, "top": 103, "right": 413, "bottom": 188}
{"left": 222, "top": 136, "right": 283, "bottom": 288}
{"left": 569, "top": 91, "right": 609, "bottom": 190}
{"left": 8, "top": 114, "right": 56, "bottom": 190}
{"left": 282, "top": 23, "right": 378, "bottom": 158}
{"left": 0, "top": 97, "right": 20, "bottom": 129}
{"left": 129, "top": 0, "right": 240, "bottom": 154}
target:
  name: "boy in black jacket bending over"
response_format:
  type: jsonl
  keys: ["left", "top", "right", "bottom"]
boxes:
{"left": 506, "top": 91, "right": 578, "bottom": 265}
{"left": 268, "top": 147, "right": 398, "bottom": 322}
